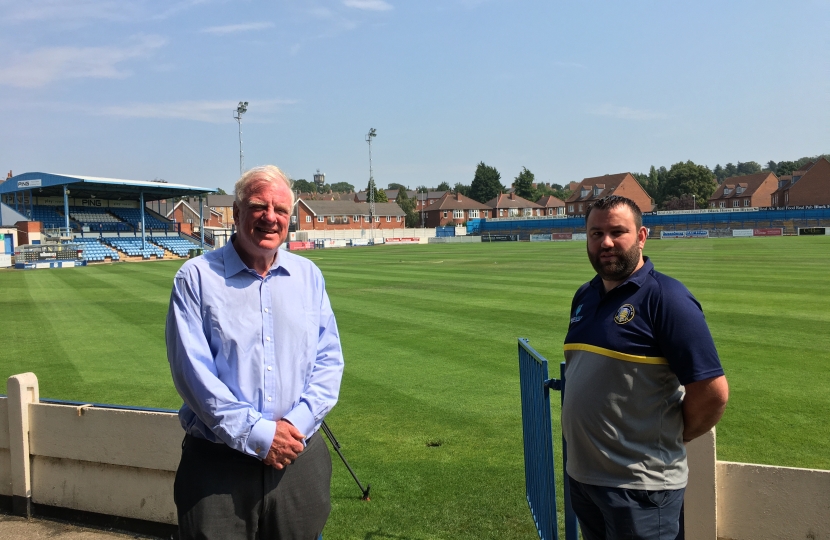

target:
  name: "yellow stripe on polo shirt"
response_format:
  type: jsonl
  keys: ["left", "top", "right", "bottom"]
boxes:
{"left": 563, "top": 343, "right": 669, "bottom": 365}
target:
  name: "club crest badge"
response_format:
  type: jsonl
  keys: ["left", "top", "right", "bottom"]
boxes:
{"left": 614, "top": 304, "right": 635, "bottom": 324}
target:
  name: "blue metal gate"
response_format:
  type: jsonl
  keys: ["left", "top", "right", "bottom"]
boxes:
{"left": 518, "top": 338, "right": 579, "bottom": 540}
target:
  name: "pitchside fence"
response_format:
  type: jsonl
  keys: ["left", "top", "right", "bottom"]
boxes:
{"left": 518, "top": 338, "right": 578, "bottom": 540}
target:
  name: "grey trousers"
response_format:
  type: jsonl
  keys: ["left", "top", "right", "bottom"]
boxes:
{"left": 174, "top": 431, "right": 332, "bottom": 540}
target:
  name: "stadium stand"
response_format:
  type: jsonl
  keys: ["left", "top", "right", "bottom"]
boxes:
{"left": 104, "top": 238, "right": 164, "bottom": 259}
{"left": 151, "top": 236, "right": 200, "bottom": 257}
{"left": 31, "top": 205, "right": 66, "bottom": 229}
{"left": 72, "top": 237, "right": 121, "bottom": 262}
{"left": 109, "top": 208, "right": 171, "bottom": 230}
{"left": 68, "top": 206, "right": 132, "bottom": 232}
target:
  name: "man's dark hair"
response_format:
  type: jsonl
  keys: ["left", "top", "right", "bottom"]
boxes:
{"left": 585, "top": 195, "right": 643, "bottom": 230}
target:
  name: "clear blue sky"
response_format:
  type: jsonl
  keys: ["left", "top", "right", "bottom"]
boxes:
{"left": 1, "top": 0, "right": 828, "bottom": 193}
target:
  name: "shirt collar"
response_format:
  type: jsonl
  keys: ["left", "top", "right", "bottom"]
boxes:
{"left": 222, "top": 234, "right": 292, "bottom": 279}
{"left": 590, "top": 256, "right": 654, "bottom": 295}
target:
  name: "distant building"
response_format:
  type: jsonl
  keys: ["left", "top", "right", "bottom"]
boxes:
{"left": 295, "top": 200, "right": 406, "bottom": 231}
{"left": 486, "top": 193, "right": 544, "bottom": 218}
{"left": 771, "top": 157, "right": 830, "bottom": 207}
{"left": 422, "top": 192, "right": 491, "bottom": 227}
{"left": 565, "top": 173, "right": 653, "bottom": 215}
{"left": 536, "top": 195, "right": 566, "bottom": 217}
{"left": 708, "top": 172, "right": 778, "bottom": 209}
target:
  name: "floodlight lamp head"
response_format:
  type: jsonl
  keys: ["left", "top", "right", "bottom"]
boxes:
{"left": 237, "top": 102, "right": 248, "bottom": 114}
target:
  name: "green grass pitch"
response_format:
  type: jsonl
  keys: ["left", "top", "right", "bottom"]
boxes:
{"left": 1, "top": 237, "right": 829, "bottom": 539}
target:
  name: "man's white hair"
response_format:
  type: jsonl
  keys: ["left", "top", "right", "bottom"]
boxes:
{"left": 234, "top": 165, "right": 295, "bottom": 207}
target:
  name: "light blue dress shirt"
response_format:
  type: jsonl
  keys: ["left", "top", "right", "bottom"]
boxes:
{"left": 165, "top": 237, "right": 344, "bottom": 460}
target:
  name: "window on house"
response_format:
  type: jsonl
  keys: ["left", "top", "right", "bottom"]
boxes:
{"left": 396, "top": 216, "right": 401, "bottom": 222}
{"left": 568, "top": 204, "right": 574, "bottom": 213}
{"left": 724, "top": 188, "right": 732, "bottom": 195}
{"left": 317, "top": 216, "right": 325, "bottom": 222}
{"left": 305, "top": 216, "right": 311, "bottom": 222}
{"left": 386, "top": 216, "right": 391, "bottom": 222}
{"left": 453, "top": 209, "right": 464, "bottom": 219}
{"left": 581, "top": 188, "right": 590, "bottom": 198}
{"left": 785, "top": 192, "right": 789, "bottom": 204}
{"left": 578, "top": 204, "right": 583, "bottom": 212}
{"left": 719, "top": 202, "right": 725, "bottom": 208}
{"left": 709, "top": 203, "right": 715, "bottom": 209}
{"left": 443, "top": 211, "right": 448, "bottom": 218}
{"left": 469, "top": 209, "right": 479, "bottom": 219}
{"left": 733, "top": 200, "right": 740, "bottom": 207}
{"left": 499, "top": 209, "right": 504, "bottom": 217}
{"left": 353, "top": 215, "right": 359, "bottom": 221}
{"left": 291, "top": 216, "right": 297, "bottom": 223}
{"left": 736, "top": 186, "right": 744, "bottom": 194}
{"left": 593, "top": 187, "right": 601, "bottom": 196}
{"left": 744, "top": 199, "right": 750, "bottom": 206}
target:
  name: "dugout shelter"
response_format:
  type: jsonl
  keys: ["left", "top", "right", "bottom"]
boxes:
{"left": 0, "top": 172, "right": 217, "bottom": 250}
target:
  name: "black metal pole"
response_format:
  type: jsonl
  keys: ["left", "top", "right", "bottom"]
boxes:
{"left": 320, "top": 421, "right": 370, "bottom": 500}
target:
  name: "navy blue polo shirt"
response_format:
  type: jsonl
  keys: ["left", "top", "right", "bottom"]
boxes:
{"left": 561, "top": 257, "right": 724, "bottom": 489}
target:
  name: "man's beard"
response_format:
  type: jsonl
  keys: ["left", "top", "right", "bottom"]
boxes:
{"left": 588, "top": 243, "right": 641, "bottom": 283}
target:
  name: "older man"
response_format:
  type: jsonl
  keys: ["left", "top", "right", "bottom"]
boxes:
{"left": 166, "top": 165, "right": 344, "bottom": 540}
{"left": 562, "top": 195, "right": 728, "bottom": 540}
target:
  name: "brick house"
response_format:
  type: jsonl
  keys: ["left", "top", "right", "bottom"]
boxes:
{"left": 168, "top": 200, "right": 224, "bottom": 228}
{"left": 536, "top": 195, "right": 566, "bottom": 217}
{"left": 295, "top": 200, "right": 406, "bottom": 231}
{"left": 422, "top": 192, "right": 491, "bottom": 227}
{"left": 207, "top": 194, "right": 234, "bottom": 226}
{"left": 771, "top": 158, "right": 830, "bottom": 207}
{"left": 708, "top": 172, "right": 778, "bottom": 210}
{"left": 565, "top": 173, "right": 653, "bottom": 215}
{"left": 355, "top": 189, "right": 446, "bottom": 211}
{"left": 486, "top": 193, "right": 544, "bottom": 218}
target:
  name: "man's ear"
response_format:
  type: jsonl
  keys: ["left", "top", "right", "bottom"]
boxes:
{"left": 232, "top": 202, "right": 239, "bottom": 225}
{"left": 638, "top": 226, "right": 648, "bottom": 249}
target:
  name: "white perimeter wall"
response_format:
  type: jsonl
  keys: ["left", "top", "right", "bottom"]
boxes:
{"left": 3, "top": 374, "right": 830, "bottom": 537}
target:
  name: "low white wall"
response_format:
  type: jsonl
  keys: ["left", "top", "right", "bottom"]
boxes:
{"left": 716, "top": 461, "right": 830, "bottom": 540}
{"left": 4, "top": 373, "right": 830, "bottom": 537}
{"left": 301, "top": 228, "right": 436, "bottom": 241}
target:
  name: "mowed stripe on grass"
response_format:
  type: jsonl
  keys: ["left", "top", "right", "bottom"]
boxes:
{"left": 1, "top": 236, "right": 828, "bottom": 539}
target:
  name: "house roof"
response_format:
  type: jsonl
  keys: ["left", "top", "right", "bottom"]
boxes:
{"left": 708, "top": 172, "right": 777, "bottom": 201}
{"left": 565, "top": 173, "right": 630, "bottom": 203}
{"left": 485, "top": 192, "right": 542, "bottom": 209}
{"left": 423, "top": 192, "right": 490, "bottom": 212}
{"left": 207, "top": 194, "right": 235, "bottom": 207}
{"left": 300, "top": 200, "right": 405, "bottom": 217}
{"left": 355, "top": 189, "right": 445, "bottom": 202}
{"left": 536, "top": 195, "right": 565, "bottom": 208}
{"left": 773, "top": 157, "right": 830, "bottom": 196}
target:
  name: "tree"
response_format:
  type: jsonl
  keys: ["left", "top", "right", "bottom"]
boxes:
{"left": 469, "top": 162, "right": 504, "bottom": 203}
{"left": 723, "top": 163, "right": 738, "bottom": 179}
{"left": 293, "top": 179, "right": 316, "bottom": 193}
{"left": 436, "top": 181, "right": 451, "bottom": 191}
{"left": 737, "top": 161, "right": 762, "bottom": 176}
{"left": 330, "top": 182, "right": 354, "bottom": 193}
{"left": 660, "top": 161, "right": 716, "bottom": 209}
{"left": 395, "top": 188, "right": 419, "bottom": 227}
{"left": 387, "top": 182, "right": 407, "bottom": 191}
{"left": 713, "top": 164, "right": 726, "bottom": 183}
{"left": 367, "top": 178, "right": 388, "bottom": 203}
{"left": 216, "top": 187, "right": 227, "bottom": 195}
{"left": 415, "top": 185, "right": 429, "bottom": 193}
{"left": 512, "top": 167, "right": 535, "bottom": 199}
{"left": 765, "top": 161, "right": 777, "bottom": 174}
{"left": 453, "top": 183, "right": 470, "bottom": 196}
{"left": 775, "top": 161, "right": 797, "bottom": 176}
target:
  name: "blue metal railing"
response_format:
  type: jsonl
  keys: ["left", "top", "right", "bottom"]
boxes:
{"left": 518, "top": 338, "right": 578, "bottom": 540}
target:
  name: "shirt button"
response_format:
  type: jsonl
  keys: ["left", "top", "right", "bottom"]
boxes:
{"left": 264, "top": 308, "right": 269, "bottom": 313}
{"left": 267, "top": 366, "right": 272, "bottom": 371}
{"left": 267, "top": 397, "right": 272, "bottom": 402}
{"left": 256, "top": 447, "right": 261, "bottom": 453}
{"left": 266, "top": 336, "right": 271, "bottom": 342}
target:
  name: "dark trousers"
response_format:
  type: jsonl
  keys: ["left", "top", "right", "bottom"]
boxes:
{"left": 174, "top": 432, "right": 332, "bottom": 540}
{"left": 568, "top": 477, "right": 685, "bottom": 540}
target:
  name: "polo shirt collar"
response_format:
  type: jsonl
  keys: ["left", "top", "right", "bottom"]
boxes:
{"left": 590, "top": 256, "right": 654, "bottom": 295}
{"left": 222, "top": 234, "right": 293, "bottom": 278}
